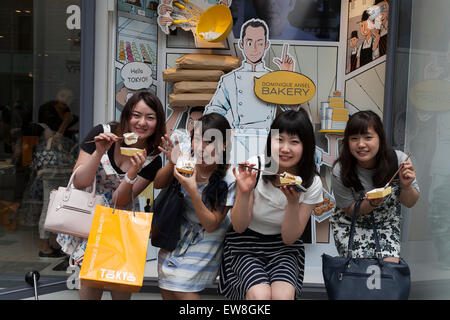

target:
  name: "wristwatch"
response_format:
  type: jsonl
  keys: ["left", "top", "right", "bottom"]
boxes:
{"left": 124, "top": 173, "right": 138, "bottom": 185}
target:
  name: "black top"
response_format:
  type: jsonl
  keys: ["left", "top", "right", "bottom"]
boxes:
{"left": 81, "top": 124, "right": 162, "bottom": 182}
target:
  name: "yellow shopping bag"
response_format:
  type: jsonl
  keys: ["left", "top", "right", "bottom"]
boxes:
{"left": 79, "top": 205, "right": 152, "bottom": 292}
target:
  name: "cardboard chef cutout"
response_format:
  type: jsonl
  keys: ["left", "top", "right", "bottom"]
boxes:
{"left": 204, "top": 18, "right": 315, "bottom": 164}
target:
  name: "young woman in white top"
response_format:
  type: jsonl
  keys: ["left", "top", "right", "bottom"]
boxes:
{"left": 218, "top": 109, "right": 323, "bottom": 300}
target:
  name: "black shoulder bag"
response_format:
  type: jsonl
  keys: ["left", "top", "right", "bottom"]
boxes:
{"left": 150, "top": 179, "right": 185, "bottom": 251}
{"left": 321, "top": 199, "right": 411, "bottom": 299}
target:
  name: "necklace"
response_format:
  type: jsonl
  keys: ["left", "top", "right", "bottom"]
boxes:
{"left": 197, "top": 168, "right": 211, "bottom": 180}
{"left": 199, "top": 173, "right": 209, "bottom": 180}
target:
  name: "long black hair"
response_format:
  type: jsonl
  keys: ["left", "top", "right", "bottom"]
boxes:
{"left": 192, "top": 113, "right": 231, "bottom": 212}
{"left": 333, "top": 110, "right": 393, "bottom": 188}
{"left": 263, "top": 109, "right": 318, "bottom": 189}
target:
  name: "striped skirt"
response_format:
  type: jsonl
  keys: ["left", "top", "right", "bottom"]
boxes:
{"left": 218, "top": 228, "right": 305, "bottom": 300}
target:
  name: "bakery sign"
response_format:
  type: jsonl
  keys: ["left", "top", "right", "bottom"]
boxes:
{"left": 254, "top": 71, "right": 316, "bottom": 105}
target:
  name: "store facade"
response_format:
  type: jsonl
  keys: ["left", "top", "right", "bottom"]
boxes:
{"left": 0, "top": 0, "right": 449, "bottom": 299}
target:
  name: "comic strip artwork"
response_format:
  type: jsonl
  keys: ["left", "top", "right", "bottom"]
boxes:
{"left": 346, "top": 0, "right": 389, "bottom": 74}
{"left": 157, "top": 0, "right": 232, "bottom": 46}
{"left": 345, "top": 61, "right": 386, "bottom": 117}
{"left": 114, "top": 13, "right": 158, "bottom": 118}
{"left": 118, "top": 0, "right": 159, "bottom": 19}
{"left": 230, "top": 0, "right": 341, "bottom": 42}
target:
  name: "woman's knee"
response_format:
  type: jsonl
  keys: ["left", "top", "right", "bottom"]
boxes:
{"left": 79, "top": 285, "right": 103, "bottom": 300}
{"left": 271, "top": 281, "right": 295, "bottom": 300}
{"left": 246, "top": 283, "right": 271, "bottom": 300}
{"left": 110, "top": 290, "right": 132, "bottom": 300}
{"left": 271, "top": 289, "right": 295, "bottom": 300}
{"left": 160, "top": 288, "right": 200, "bottom": 300}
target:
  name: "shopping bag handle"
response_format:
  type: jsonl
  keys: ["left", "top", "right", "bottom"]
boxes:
{"left": 112, "top": 182, "right": 136, "bottom": 217}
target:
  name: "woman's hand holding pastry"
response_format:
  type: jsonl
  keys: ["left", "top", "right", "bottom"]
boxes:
{"left": 94, "top": 132, "right": 118, "bottom": 155}
{"left": 173, "top": 165, "right": 197, "bottom": 195}
{"left": 280, "top": 185, "right": 301, "bottom": 205}
{"left": 233, "top": 162, "right": 257, "bottom": 194}
{"left": 127, "top": 148, "right": 147, "bottom": 180}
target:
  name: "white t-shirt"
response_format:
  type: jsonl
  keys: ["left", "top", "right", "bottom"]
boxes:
{"left": 245, "top": 155, "right": 323, "bottom": 235}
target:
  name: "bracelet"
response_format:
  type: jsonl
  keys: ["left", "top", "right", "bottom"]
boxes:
{"left": 124, "top": 173, "right": 138, "bottom": 185}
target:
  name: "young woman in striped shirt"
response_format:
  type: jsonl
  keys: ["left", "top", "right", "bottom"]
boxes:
{"left": 155, "top": 113, "right": 236, "bottom": 299}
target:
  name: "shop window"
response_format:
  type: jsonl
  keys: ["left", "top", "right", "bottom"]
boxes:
{"left": 0, "top": 0, "right": 82, "bottom": 289}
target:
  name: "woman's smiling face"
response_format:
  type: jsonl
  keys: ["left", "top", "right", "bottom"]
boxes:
{"left": 271, "top": 132, "right": 303, "bottom": 172}
{"left": 128, "top": 99, "right": 157, "bottom": 140}
{"left": 348, "top": 126, "right": 380, "bottom": 168}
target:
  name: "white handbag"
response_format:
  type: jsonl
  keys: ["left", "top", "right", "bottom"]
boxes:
{"left": 44, "top": 166, "right": 104, "bottom": 238}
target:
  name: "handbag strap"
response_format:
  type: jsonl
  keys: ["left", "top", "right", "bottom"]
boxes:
{"left": 369, "top": 212, "right": 384, "bottom": 263}
{"left": 65, "top": 165, "right": 97, "bottom": 200}
{"left": 347, "top": 199, "right": 383, "bottom": 263}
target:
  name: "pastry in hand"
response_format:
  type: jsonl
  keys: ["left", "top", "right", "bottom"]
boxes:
{"left": 176, "top": 155, "right": 196, "bottom": 175}
{"left": 279, "top": 172, "right": 305, "bottom": 192}
{"left": 123, "top": 132, "right": 139, "bottom": 145}
{"left": 366, "top": 186, "right": 392, "bottom": 199}
{"left": 279, "top": 172, "right": 302, "bottom": 185}
{"left": 120, "top": 147, "right": 144, "bottom": 156}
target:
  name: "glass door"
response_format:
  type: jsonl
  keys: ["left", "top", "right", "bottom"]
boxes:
{"left": 0, "top": 0, "right": 82, "bottom": 291}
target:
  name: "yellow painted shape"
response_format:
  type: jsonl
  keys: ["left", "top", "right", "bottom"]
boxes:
{"left": 196, "top": 4, "right": 232, "bottom": 43}
{"left": 332, "top": 108, "right": 349, "bottom": 115}
{"left": 254, "top": 71, "right": 316, "bottom": 105}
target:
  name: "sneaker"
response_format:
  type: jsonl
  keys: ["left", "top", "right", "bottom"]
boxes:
{"left": 39, "top": 249, "right": 66, "bottom": 258}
